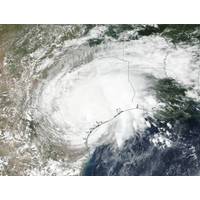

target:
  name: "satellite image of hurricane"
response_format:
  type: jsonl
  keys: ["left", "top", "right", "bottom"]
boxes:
{"left": 1, "top": 24, "right": 200, "bottom": 176}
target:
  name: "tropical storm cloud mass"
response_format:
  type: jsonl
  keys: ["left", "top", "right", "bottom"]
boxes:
{"left": 1, "top": 25, "right": 200, "bottom": 175}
